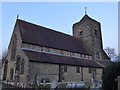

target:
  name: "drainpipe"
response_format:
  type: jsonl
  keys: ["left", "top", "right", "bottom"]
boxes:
{"left": 58, "top": 64, "right": 62, "bottom": 82}
{"left": 81, "top": 67, "right": 83, "bottom": 81}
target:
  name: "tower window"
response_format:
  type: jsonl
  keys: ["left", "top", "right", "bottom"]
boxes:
{"left": 94, "top": 25, "right": 98, "bottom": 36}
{"left": 79, "top": 31, "right": 83, "bottom": 36}
{"left": 94, "top": 29, "right": 97, "bottom": 36}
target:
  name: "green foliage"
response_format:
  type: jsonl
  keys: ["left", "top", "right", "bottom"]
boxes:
{"left": 56, "top": 83, "right": 67, "bottom": 88}
{"left": 38, "top": 84, "right": 50, "bottom": 89}
{"left": 59, "top": 83, "right": 67, "bottom": 88}
{"left": 102, "top": 62, "right": 120, "bottom": 90}
{"left": 84, "top": 82, "right": 92, "bottom": 88}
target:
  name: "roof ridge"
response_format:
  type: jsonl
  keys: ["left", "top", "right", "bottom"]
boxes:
{"left": 74, "top": 14, "right": 100, "bottom": 25}
{"left": 17, "top": 19, "right": 89, "bottom": 51}
{"left": 17, "top": 19, "right": 79, "bottom": 39}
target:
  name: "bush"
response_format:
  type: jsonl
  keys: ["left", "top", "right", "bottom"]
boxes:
{"left": 84, "top": 82, "right": 92, "bottom": 88}
{"left": 102, "top": 62, "right": 120, "bottom": 90}
{"left": 38, "top": 84, "right": 50, "bottom": 89}
{"left": 56, "top": 83, "right": 67, "bottom": 88}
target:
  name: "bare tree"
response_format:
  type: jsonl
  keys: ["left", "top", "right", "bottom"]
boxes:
{"left": 104, "top": 47, "right": 117, "bottom": 58}
{"left": 1, "top": 50, "right": 8, "bottom": 64}
{"left": 117, "top": 53, "right": 120, "bottom": 62}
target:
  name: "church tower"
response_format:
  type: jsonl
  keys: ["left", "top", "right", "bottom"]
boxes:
{"left": 73, "top": 14, "right": 104, "bottom": 60}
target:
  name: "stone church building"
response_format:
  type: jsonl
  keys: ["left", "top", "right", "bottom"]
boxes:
{"left": 2, "top": 14, "right": 110, "bottom": 84}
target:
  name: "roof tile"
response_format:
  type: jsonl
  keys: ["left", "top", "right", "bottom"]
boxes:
{"left": 23, "top": 49, "right": 103, "bottom": 68}
{"left": 17, "top": 19, "right": 90, "bottom": 55}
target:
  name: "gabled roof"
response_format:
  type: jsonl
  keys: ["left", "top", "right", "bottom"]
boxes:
{"left": 81, "top": 14, "right": 100, "bottom": 23}
{"left": 73, "top": 14, "right": 100, "bottom": 25}
{"left": 17, "top": 19, "right": 90, "bottom": 55}
{"left": 23, "top": 49, "right": 103, "bottom": 68}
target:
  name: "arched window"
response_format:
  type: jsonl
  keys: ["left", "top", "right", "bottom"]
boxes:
{"left": 3, "top": 61, "right": 8, "bottom": 80}
{"left": 11, "top": 34, "right": 17, "bottom": 60}
{"left": 63, "top": 65, "right": 67, "bottom": 72}
{"left": 76, "top": 66, "right": 80, "bottom": 73}
{"left": 20, "top": 59, "right": 25, "bottom": 74}
{"left": 89, "top": 68, "right": 92, "bottom": 73}
{"left": 94, "top": 25, "right": 98, "bottom": 37}
{"left": 10, "top": 68, "right": 14, "bottom": 80}
{"left": 16, "top": 55, "right": 21, "bottom": 73}
{"left": 94, "top": 29, "right": 97, "bottom": 36}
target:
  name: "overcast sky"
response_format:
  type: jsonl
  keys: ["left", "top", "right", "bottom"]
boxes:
{"left": 1, "top": 2, "right": 118, "bottom": 57}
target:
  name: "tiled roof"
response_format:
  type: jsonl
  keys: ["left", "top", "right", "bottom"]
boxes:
{"left": 23, "top": 49, "right": 103, "bottom": 68}
{"left": 17, "top": 19, "right": 90, "bottom": 55}
{"left": 96, "top": 60, "right": 112, "bottom": 68}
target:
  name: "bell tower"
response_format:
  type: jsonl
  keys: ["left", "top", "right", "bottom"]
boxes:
{"left": 73, "top": 14, "right": 103, "bottom": 60}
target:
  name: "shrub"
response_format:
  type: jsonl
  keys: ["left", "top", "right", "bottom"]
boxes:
{"left": 102, "top": 62, "right": 120, "bottom": 90}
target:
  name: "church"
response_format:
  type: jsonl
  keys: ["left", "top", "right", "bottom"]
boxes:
{"left": 2, "top": 14, "right": 110, "bottom": 84}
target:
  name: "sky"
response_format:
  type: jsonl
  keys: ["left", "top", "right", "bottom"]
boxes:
{"left": 118, "top": 1, "right": 120, "bottom": 52}
{"left": 0, "top": 2, "right": 118, "bottom": 58}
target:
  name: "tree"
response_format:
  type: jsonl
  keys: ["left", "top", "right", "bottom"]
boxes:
{"left": 118, "top": 52, "right": 120, "bottom": 60}
{"left": 116, "top": 53, "right": 120, "bottom": 62}
{"left": 104, "top": 47, "right": 117, "bottom": 58}
{"left": 102, "top": 62, "right": 120, "bottom": 90}
{"left": 1, "top": 50, "right": 8, "bottom": 64}
{"left": 111, "top": 53, "right": 120, "bottom": 62}
{"left": 0, "top": 50, "right": 8, "bottom": 80}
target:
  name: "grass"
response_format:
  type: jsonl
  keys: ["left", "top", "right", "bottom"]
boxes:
{"left": 38, "top": 84, "right": 50, "bottom": 89}
{"left": 84, "top": 82, "right": 92, "bottom": 88}
{"left": 58, "top": 83, "right": 67, "bottom": 88}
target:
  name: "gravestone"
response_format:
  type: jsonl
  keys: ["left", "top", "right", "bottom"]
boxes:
{"left": 51, "top": 80, "right": 57, "bottom": 88}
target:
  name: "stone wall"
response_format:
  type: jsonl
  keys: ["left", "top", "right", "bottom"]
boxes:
{"left": 19, "top": 75, "right": 27, "bottom": 83}
{"left": 6, "top": 61, "right": 16, "bottom": 81}
{"left": 96, "top": 68, "right": 102, "bottom": 80}
{"left": 49, "top": 48, "right": 61, "bottom": 54}
{"left": 21, "top": 43, "right": 92, "bottom": 60}
{"left": 29, "top": 62, "right": 102, "bottom": 83}
{"left": 83, "top": 67, "right": 92, "bottom": 81}
{"left": 29, "top": 62, "right": 59, "bottom": 83}
{"left": 5, "top": 24, "right": 21, "bottom": 81}
{"left": 5, "top": 23, "right": 29, "bottom": 83}
{"left": 63, "top": 65, "right": 82, "bottom": 81}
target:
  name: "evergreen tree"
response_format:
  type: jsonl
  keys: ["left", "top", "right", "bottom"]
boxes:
{"left": 102, "top": 62, "right": 120, "bottom": 90}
